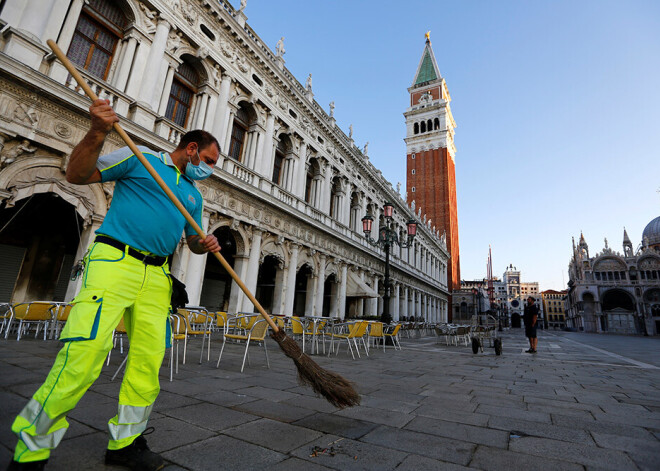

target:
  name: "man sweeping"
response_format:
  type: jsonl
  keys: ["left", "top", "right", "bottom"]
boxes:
{"left": 8, "top": 99, "right": 220, "bottom": 471}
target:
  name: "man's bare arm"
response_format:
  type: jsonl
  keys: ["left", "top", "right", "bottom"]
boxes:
{"left": 186, "top": 234, "right": 221, "bottom": 255}
{"left": 66, "top": 99, "right": 119, "bottom": 185}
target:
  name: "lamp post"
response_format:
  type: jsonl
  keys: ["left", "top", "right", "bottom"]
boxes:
{"left": 362, "top": 202, "right": 417, "bottom": 324}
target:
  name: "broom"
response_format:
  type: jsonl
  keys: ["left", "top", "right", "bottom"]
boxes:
{"left": 47, "top": 39, "right": 360, "bottom": 409}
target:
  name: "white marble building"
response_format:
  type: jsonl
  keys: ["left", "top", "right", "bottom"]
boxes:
{"left": 566, "top": 219, "right": 660, "bottom": 335}
{"left": 0, "top": 0, "right": 449, "bottom": 321}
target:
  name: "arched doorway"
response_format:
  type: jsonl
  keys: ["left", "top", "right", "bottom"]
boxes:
{"left": 293, "top": 265, "right": 313, "bottom": 316}
{"left": 602, "top": 289, "right": 636, "bottom": 334}
{"left": 255, "top": 255, "right": 280, "bottom": 314}
{"left": 0, "top": 193, "right": 82, "bottom": 302}
{"left": 199, "top": 226, "right": 236, "bottom": 311}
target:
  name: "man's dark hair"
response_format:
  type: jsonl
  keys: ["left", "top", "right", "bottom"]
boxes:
{"left": 177, "top": 130, "right": 221, "bottom": 153}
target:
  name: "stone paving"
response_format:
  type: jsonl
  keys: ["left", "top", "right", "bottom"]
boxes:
{"left": 1, "top": 328, "right": 659, "bottom": 470}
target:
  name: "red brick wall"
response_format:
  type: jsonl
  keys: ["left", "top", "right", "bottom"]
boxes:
{"left": 407, "top": 146, "right": 460, "bottom": 317}
{"left": 410, "top": 86, "right": 441, "bottom": 106}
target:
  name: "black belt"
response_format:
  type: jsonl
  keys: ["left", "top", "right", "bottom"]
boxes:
{"left": 95, "top": 236, "right": 167, "bottom": 266}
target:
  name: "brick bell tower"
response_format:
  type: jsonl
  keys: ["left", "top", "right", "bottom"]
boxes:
{"left": 405, "top": 33, "right": 460, "bottom": 307}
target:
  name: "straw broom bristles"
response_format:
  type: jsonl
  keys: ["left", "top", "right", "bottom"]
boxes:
{"left": 270, "top": 329, "right": 360, "bottom": 409}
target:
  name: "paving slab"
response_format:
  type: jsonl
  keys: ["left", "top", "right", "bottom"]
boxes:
{"left": 394, "top": 454, "right": 471, "bottom": 470}
{"left": 469, "top": 445, "right": 584, "bottom": 471}
{"left": 232, "top": 397, "right": 317, "bottom": 423}
{"left": 334, "top": 404, "right": 414, "bottom": 428}
{"left": 361, "top": 425, "right": 476, "bottom": 465}
{"left": 404, "top": 416, "right": 509, "bottom": 448}
{"left": 508, "top": 436, "right": 638, "bottom": 470}
{"left": 289, "top": 434, "right": 409, "bottom": 471}
{"left": 222, "top": 417, "right": 322, "bottom": 453}
{"left": 590, "top": 431, "right": 660, "bottom": 471}
{"left": 292, "top": 412, "right": 379, "bottom": 440}
{"left": 487, "top": 415, "right": 595, "bottom": 444}
{"left": 162, "top": 434, "right": 287, "bottom": 471}
{"left": 162, "top": 402, "right": 258, "bottom": 432}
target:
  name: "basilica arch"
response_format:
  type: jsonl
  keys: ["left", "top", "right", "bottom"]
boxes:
{"left": 0, "top": 156, "right": 108, "bottom": 303}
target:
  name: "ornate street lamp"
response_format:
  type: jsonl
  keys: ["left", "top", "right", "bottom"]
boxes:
{"left": 362, "top": 202, "right": 417, "bottom": 324}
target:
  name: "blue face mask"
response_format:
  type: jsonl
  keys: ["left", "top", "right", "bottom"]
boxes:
{"left": 185, "top": 150, "right": 213, "bottom": 180}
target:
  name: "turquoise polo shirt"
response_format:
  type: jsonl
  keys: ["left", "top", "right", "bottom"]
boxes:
{"left": 95, "top": 145, "right": 204, "bottom": 256}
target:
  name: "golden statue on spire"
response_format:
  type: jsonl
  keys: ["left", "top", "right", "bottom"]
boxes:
{"left": 425, "top": 31, "right": 431, "bottom": 43}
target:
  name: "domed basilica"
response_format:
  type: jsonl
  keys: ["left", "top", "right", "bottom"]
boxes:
{"left": 566, "top": 216, "right": 660, "bottom": 335}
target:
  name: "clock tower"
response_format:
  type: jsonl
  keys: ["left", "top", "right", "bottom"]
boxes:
{"left": 404, "top": 33, "right": 460, "bottom": 303}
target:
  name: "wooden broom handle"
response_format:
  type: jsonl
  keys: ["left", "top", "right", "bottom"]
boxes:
{"left": 47, "top": 39, "right": 281, "bottom": 333}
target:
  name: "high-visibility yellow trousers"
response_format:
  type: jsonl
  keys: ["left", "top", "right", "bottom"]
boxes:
{"left": 11, "top": 242, "right": 172, "bottom": 463}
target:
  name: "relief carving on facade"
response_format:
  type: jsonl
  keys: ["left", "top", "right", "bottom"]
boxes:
{"left": 14, "top": 102, "right": 40, "bottom": 128}
{"left": 594, "top": 258, "right": 626, "bottom": 271}
{"left": 0, "top": 139, "right": 37, "bottom": 169}
{"left": 639, "top": 257, "right": 660, "bottom": 269}
{"left": 138, "top": 4, "right": 158, "bottom": 34}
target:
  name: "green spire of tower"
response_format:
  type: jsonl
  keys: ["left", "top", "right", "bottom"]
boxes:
{"left": 412, "top": 32, "right": 442, "bottom": 87}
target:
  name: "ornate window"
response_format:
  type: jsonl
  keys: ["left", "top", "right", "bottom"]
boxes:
{"left": 165, "top": 60, "right": 199, "bottom": 128}
{"left": 228, "top": 105, "right": 250, "bottom": 162}
{"left": 272, "top": 138, "right": 287, "bottom": 184}
{"left": 67, "top": 0, "right": 127, "bottom": 80}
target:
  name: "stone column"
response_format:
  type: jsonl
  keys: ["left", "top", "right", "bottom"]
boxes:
{"left": 341, "top": 182, "right": 352, "bottom": 226}
{"left": 357, "top": 271, "right": 365, "bottom": 317}
{"left": 2, "top": 0, "right": 62, "bottom": 69}
{"left": 193, "top": 92, "right": 210, "bottom": 129}
{"left": 244, "top": 130, "right": 262, "bottom": 170}
{"left": 0, "top": 1, "right": 26, "bottom": 26}
{"left": 283, "top": 243, "right": 300, "bottom": 315}
{"left": 213, "top": 75, "right": 232, "bottom": 144}
{"left": 294, "top": 141, "right": 307, "bottom": 198}
{"left": 113, "top": 36, "right": 139, "bottom": 92}
{"left": 223, "top": 107, "right": 237, "bottom": 154}
{"left": 339, "top": 263, "right": 348, "bottom": 319}
{"left": 204, "top": 92, "right": 219, "bottom": 133}
{"left": 258, "top": 113, "right": 275, "bottom": 177}
{"left": 402, "top": 286, "right": 408, "bottom": 320}
{"left": 370, "top": 276, "right": 379, "bottom": 317}
{"left": 125, "top": 39, "right": 149, "bottom": 99}
{"left": 184, "top": 212, "right": 211, "bottom": 306}
{"left": 322, "top": 165, "right": 333, "bottom": 214}
{"left": 11, "top": 0, "right": 68, "bottom": 42}
{"left": 314, "top": 254, "right": 326, "bottom": 315}
{"left": 157, "top": 62, "right": 176, "bottom": 116}
{"left": 47, "top": 0, "right": 86, "bottom": 83}
{"left": 272, "top": 263, "right": 286, "bottom": 315}
{"left": 228, "top": 254, "right": 248, "bottom": 313}
{"left": 305, "top": 274, "right": 317, "bottom": 316}
{"left": 241, "top": 228, "right": 263, "bottom": 312}
{"left": 138, "top": 17, "right": 171, "bottom": 108}
{"left": 393, "top": 283, "right": 400, "bottom": 321}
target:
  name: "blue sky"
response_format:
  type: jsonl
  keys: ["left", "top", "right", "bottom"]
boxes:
{"left": 241, "top": 0, "right": 660, "bottom": 290}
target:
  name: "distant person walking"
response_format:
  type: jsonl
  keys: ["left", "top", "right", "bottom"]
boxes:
{"left": 523, "top": 297, "right": 539, "bottom": 353}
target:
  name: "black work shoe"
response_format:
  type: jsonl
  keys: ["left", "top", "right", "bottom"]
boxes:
{"left": 525, "top": 349, "right": 534, "bottom": 353}
{"left": 105, "top": 428, "right": 164, "bottom": 471}
{"left": 6, "top": 460, "right": 48, "bottom": 470}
